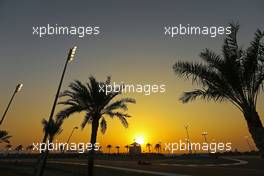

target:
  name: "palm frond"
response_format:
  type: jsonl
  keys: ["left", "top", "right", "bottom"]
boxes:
{"left": 173, "top": 61, "right": 224, "bottom": 88}
{"left": 180, "top": 89, "right": 226, "bottom": 103}
{"left": 104, "top": 98, "right": 136, "bottom": 112}
{"left": 106, "top": 111, "right": 129, "bottom": 128}
{"left": 57, "top": 76, "right": 135, "bottom": 135}
{"left": 0, "top": 130, "right": 11, "bottom": 143}
{"left": 100, "top": 117, "right": 107, "bottom": 134}
{"left": 56, "top": 105, "right": 84, "bottom": 120}
{"left": 173, "top": 23, "right": 264, "bottom": 113}
{"left": 81, "top": 112, "right": 93, "bottom": 129}
{"left": 42, "top": 118, "right": 63, "bottom": 140}
{"left": 223, "top": 23, "right": 240, "bottom": 59}
{"left": 200, "top": 49, "right": 224, "bottom": 69}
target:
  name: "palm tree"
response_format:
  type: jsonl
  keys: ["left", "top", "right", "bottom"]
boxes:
{"left": 173, "top": 23, "right": 264, "bottom": 158}
{"left": 42, "top": 118, "right": 63, "bottom": 142}
{"left": 15, "top": 144, "right": 23, "bottom": 154}
{"left": 146, "top": 143, "right": 152, "bottom": 153}
{"left": 5, "top": 144, "right": 12, "bottom": 150}
{"left": 116, "top": 145, "right": 120, "bottom": 154}
{"left": 36, "top": 118, "right": 63, "bottom": 176}
{"left": 5, "top": 144, "right": 12, "bottom": 154}
{"left": 98, "top": 146, "right": 103, "bottom": 152}
{"left": 107, "top": 144, "right": 112, "bottom": 153}
{"left": 154, "top": 143, "right": 161, "bottom": 153}
{"left": 57, "top": 76, "right": 135, "bottom": 176}
{"left": 124, "top": 145, "right": 129, "bottom": 153}
{"left": 26, "top": 144, "right": 34, "bottom": 153}
{"left": 0, "top": 130, "right": 11, "bottom": 143}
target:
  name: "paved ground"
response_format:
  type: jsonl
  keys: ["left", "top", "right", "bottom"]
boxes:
{"left": 0, "top": 156, "right": 263, "bottom": 176}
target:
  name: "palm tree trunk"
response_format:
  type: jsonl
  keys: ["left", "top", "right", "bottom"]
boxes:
{"left": 87, "top": 120, "right": 99, "bottom": 176}
{"left": 34, "top": 132, "right": 49, "bottom": 175}
{"left": 244, "top": 109, "right": 264, "bottom": 158}
{"left": 35, "top": 149, "right": 50, "bottom": 176}
{"left": 35, "top": 137, "right": 54, "bottom": 176}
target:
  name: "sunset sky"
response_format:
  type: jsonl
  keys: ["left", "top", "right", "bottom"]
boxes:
{"left": 0, "top": 0, "right": 264, "bottom": 153}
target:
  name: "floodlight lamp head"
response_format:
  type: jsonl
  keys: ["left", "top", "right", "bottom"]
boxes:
{"left": 15, "top": 83, "right": 23, "bottom": 92}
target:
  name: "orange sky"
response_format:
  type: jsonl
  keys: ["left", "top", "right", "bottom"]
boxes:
{"left": 1, "top": 72, "right": 263, "bottom": 153}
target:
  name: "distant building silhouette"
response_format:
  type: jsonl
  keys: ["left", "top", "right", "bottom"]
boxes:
{"left": 129, "top": 142, "right": 141, "bottom": 155}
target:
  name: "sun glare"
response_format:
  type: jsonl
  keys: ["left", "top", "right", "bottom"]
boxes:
{"left": 135, "top": 136, "right": 145, "bottom": 145}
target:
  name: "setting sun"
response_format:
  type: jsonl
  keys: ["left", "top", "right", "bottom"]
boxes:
{"left": 135, "top": 136, "right": 145, "bottom": 145}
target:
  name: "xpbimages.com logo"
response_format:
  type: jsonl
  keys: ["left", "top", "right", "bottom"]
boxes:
{"left": 164, "top": 140, "right": 232, "bottom": 153}
{"left": 32, "top": 141, "right": 100, "bottom": 153}
{"left": 32, "top": 24, "right": 100, "bottom": 38}
{"left": 98, "top": 82, "right": 166, "bottom": 95}
{"left": 164, "top": 24, "right": 231, "bottom": 38}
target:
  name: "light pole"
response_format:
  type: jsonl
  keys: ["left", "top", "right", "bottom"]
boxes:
{"left": 64, "top": 126, "right": 78, "bottom": 153}
{"left": 35, "top": 46, "right": 77, "bottom": 176}
{"left": 202, "top": 131, "right": 210, "bottom": 154}
{"left": 41, "top": 46, "right": 77, "bottom": 144}
{"left": 184, "top": 125, "right": 192, "bottom": 154}
{"left": 0, "top": 83, "right": 23, "bottom": 125}
{"left": 245, "top": 136, "right": 253, "bottom": 151}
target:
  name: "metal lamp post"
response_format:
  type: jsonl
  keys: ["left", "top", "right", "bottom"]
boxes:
{"left": 202, "top": 131, "right": 210, "bottom": 154}
{"left": 63, "top": 126, "right": 78, "bottom": 153}
{"left": 41, "top": 46, "right": 77, "bottom": 144}
{"left": 66, "top": 126, "right": 78, "bottom": 144}
{"left": 0, "top": 83, "right": 23, "bottom": 125}
{"left": 184, "top": 125, "right": 192, "bottom": 154}
{"left": 35, "top": 46, "right": 77, "bottom": 176}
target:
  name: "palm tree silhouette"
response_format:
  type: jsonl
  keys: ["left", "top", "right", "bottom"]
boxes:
{"left": 173, "top": 23, "right": 264, "bottom": 158}
{"left": 154, "top": 143, "right": 161, "bottom": 153}
{"left": 57, "top": 76, "right": 136, "bottom": 176}
{"left": 15, "top": 144, "right": 23, "bottom": 154}
{"left": 124, "top": 145, "right": 129, "bottom": 153}
{"left": 0, "top": 130, "right": 11, "bottom": 143}
{"left": 26, "top": 144, "right": 34, "bottom": 153}
{"left": 5, "top": 144, "right": 12, "bottom": 150}
{"left": 107, "top": 144, "right": 112, "bottom": 153}
{"left": 37, "top": 118, "right": 63, "bottom": 175}
{"left": 116, "top": 145, "right": 120, "bottom": 154}
{"left": 5, "top": 144, "right": 12, "bottom": 154}
{"left": 42, "top": 118, "right": 63, "bottom": 142}
{"left": 146, "top": 143, "right": 152, "bottom": 153}
{"left": 98, "top": 146, "right": 103, "bottom": 152}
